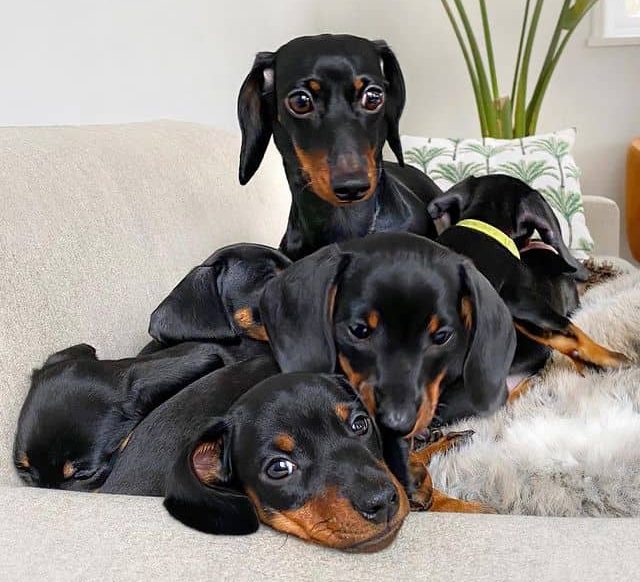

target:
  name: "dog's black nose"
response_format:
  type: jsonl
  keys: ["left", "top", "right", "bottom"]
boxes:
{"left": 355, "top": 485, "right": 400, "bottom": 524}
{"left": 379, "top": 410, "right": 415, "bottom": 436}
{"left": 332, "top": 177, "right": 370, "bottom": 201}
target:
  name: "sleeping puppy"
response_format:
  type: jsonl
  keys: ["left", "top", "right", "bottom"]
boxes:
{"left": 258, "top": 232, "right": 516, "bottom": 485}
{"left": 237, "top": 34, "right": 441, "bottom": 260}
{"left": 145, "top": 243, "right": 291, "bottom": 355}
{"left": 428, "top": 175, "right": 627, "bottom": 375}
{"left": 14, "top": 342, "right": 222, "bottom": 490}
{"left": 100, "top": 358, "right": 419, "bottom": 551}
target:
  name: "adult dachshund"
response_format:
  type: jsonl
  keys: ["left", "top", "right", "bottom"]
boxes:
{"left": 237, "top": 34, "right": 441, "bottom": 260}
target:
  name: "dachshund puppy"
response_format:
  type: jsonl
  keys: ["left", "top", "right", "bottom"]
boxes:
{"left": 428, "top": 174, "right": 588, "bottom": 281}
{"left": 100, "top": 357, "right": 416, "bottom": 551}
{"left": 237, "top": 34, "right": 441, "bottom": 260}
{"left": 258, "top": 232, "right": 516, "bottom": 484}
{"left": 145, "top": 242, "right": 291, "bottom": 357}
{"left": 428, "top": 175, "right": 627, "bottom": 374}
{"left": 14, "top": 342, "right": 222, "bottom": 490}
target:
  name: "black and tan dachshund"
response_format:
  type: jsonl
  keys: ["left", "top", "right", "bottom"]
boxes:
{"left": 145, "top": 242, "right": 291, "bottom": 353}
{"left": 14, "top": 342, "right": 223, "bottom": 490}
{"left": 428, "top": 175, "right": 628, "bottom": 375}
{"left": 100, "top": 357, "right": 409, "bottom": 551}
{"left": 237, "top": 34, "right": 441, "bottom": 260}
{"left": 101, "top": 357, "right": 486, "bottom": 550}
{"left": 258, "top": 232, "right": 516, "bottom": 484}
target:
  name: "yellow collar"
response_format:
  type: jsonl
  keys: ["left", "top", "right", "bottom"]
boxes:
{"left": 457, "top": 219, "right": 520, "bottom": 260}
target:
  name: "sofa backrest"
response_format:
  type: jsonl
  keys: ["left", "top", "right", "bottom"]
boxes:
{"left": 0, "top": 120, "right": 290, "bottom": 484}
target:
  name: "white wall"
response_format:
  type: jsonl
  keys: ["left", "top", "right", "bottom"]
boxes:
{"left": 1, "top": 0, "right": 638, "bottom": 258}
{"left": 0, "top": 0, "right": 316, "bottom": 129}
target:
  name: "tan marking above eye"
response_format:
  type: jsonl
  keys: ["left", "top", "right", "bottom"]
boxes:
{"left": 274, "top": 433, "right": 295, "bottom": 453}
{"left": 334, "top": 403, "right": 350, "bottom": 423}
{"left": 366, "top": 310, "right": 380, "bottom": 330}
{"left": 62, "top": 460, "right": 76, "bottom": 479}
{"left": 428, "top": 315, "right": 440, "bottom": 335}
{"left": 308, "top": 80, "right": 321, "bottom": 92}
{"left": 233, "top": 307, "right": 269, "bottom": 342}
{"left": 354, "top": 77, "right": 364, "bottom": 92}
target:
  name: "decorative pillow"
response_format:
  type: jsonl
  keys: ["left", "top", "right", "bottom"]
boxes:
{"left": 401, "top": 128, "right": 594, "bottom": 258}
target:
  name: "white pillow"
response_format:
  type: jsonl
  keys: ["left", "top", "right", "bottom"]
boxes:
{"left": 401, "top": 128, "right": 594, "bottom": 258}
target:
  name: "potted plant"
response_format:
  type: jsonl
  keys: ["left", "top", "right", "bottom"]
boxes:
{"left": 441, "top": 0, "right": 601, "bottom": 138}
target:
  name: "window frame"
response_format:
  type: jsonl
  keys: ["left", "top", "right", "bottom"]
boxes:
{"left": 589, "top": 0, "right": 640, "bottom": 47}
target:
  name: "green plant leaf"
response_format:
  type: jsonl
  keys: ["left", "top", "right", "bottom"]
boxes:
{"left": 561, "top": 0, "right": 599, "bottom": 29}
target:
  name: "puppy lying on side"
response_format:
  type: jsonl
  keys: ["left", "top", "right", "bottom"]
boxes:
{"left": 14, "top": 342, "right": 222, "bottom": 490}
{"left": 100, "top": 357, "right": 421, "bottom": 551}
{"left": 429, "top": 175, "right": 627, "bottom": 375}
{"left": 142, "top": 243, "right": 291, "bottom": 356}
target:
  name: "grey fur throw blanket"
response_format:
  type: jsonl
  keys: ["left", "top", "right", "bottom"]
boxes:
{"left": 430, "top": 261, "right": 640, "bottom": 517}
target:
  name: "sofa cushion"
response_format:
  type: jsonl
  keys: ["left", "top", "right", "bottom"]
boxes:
{"left": 2, "top": 486, "right": 639, "bottom": 581}
{"left": 0, "top": 120, "right": 289, "bottom": 485}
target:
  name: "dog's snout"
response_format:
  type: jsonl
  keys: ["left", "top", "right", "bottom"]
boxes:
{"left": 379, "top": 409, "right": 415, "bottom": 436}
{"left": 333, "top": 178, "right": 371, "bottom": 201}
{"left": 331, "top": 152, "right": 370, "bottom": 201}
{"left": 354, "top": 484, "right": 400, "bottom": 524}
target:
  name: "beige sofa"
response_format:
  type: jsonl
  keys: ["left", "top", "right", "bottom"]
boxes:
{"left": 1, "top": 120, "right": 637, "bottom": 581}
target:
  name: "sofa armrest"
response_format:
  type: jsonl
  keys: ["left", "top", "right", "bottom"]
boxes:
{"left": 583, "top": 195, "right": 620, "bottom": 257}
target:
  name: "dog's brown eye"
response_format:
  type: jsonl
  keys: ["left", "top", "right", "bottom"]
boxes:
{"left": 361, "top": 86, "right": 384, "bottom": 111}
{"left": 349, "top": 323, "right": 371, "bottom": 339}
{"left": 286, "top": 90, "right": 314, "bottom": 116}
{"left": 265, "top": 458, "right": 297, "bottom": 480}
{"left": 432, "top": 327, "right": 454, "bottom": 346}
{"left": 350, "top": 414, "right": 370, "bottom": 436}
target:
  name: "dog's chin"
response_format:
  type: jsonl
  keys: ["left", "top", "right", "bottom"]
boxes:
{"left": 341, "top": 521, "right": 403, "bottom": 553}
{"left": 329, "top": 186, "right": 376, "bottom": 207}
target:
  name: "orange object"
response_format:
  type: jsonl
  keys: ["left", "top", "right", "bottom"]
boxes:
{"left": 626, "top": 138, "right": 640, "bottom": 261}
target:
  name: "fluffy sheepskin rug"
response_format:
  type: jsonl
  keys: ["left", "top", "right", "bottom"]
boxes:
{"left": 430, "top": 262, "right": 640, "bottom": 517}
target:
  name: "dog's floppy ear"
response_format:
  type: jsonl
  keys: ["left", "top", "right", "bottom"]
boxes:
{"left": 373, "top": 40, "right": 405, "bottom": 166}
{"left": 150, "top": 245, "right": 290, "bottom": 345}
{"left": 164, "top": 418, "right": 259, "bottom": 535}
{"left": 238, "top": 51, "right": 276, "bottom": 185}
{"left": 458, "top": 261, "right": 515, "bottom": 412}
{"left": 149, "top": 263, "right": 235, "bottom": 344}
{"left": 427, "top": 177, "right": 476, "bottom": 225}
{"left": 42, "top": 343, "right": 97, "bottom": 367}
{"left": 260, "top": 245, "right": 347, "bottom": 373}
{"left": 517, "top": 189, "right": 589, "bottom": 281}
